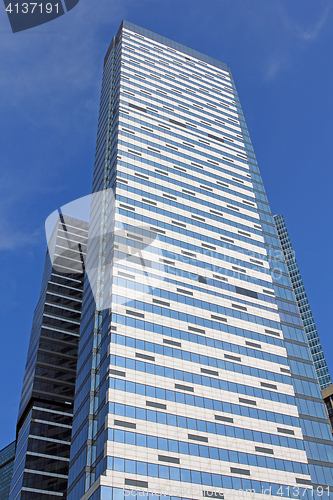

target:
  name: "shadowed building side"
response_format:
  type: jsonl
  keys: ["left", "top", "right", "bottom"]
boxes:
{"left": 321, "top": 385, "right": 333, "bottom": 434}
{"left": 0, "top": 441, "right": 16, "bottom": 500}
{"left": 9, "top": 215, "right": 88, "bottom": 500}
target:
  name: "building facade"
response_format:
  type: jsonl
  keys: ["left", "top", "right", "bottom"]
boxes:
{"left": 274, "top": 214, "right": 333, "bottom": 434}
{"left": 66, "top": 21, "right": 333, "bottom": 500}
{"left": 273, "top": 214, "right": 331, "bottom": 391}
{"left": 321, "top": 386, "right": 333, "bottom": 434}
{"left": 9, "top": 215, "right": 88, "bottom": 500}
{"left": 0, "top": 441, "right": 16, "bottom": 500}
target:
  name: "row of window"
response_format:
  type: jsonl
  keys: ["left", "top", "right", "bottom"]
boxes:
{"left": 116, "top": 193, "right": 263, "bottom": 256}
{"left": 110, "top": 354, "right": 294, "bottom": 407}
{"left": 123, "top": 30, "right": 231, "bottom": 78}
{"left": 121, "top": 61, "right": 236, "bottom": 122}
{"left": 119, "top": 81, "right": 244, "bottom": 153}
{"left": 108, "top": 427, "right": 308, "bottom": 474}
{"left": 122, "top": 47, "right": 232, "bottom": 93}
{"left": 114, "top": 260, "right": 277, "bottom": 309}
{"left": 118, "top": 188, "right": 254, "bottom": 257}
{"left": 118, "top": 128, "right": 252, "bottom": 199}
{"left": 115, "top": 214, "right": 268, "bottom": 278}
{"left": 108, "top": 386, "right": 301, "bottom": 440}
{"left": 117, "top": 178, "right": 271, "bottom": 252}
{"left": 120, "top": 56, "right": 236, "bottom": 121}
{"left": 110, "top": 332, "right": 291, "bottom": 386}
{"left": 120, "top": 97, "right": 248, "bottom": 169}
{"left": 115, "top": 215, "right": 275, "bottom": 290}
{"left": 284, "top": 340, "right": 312, "bottom": 364}
{"left": 118, "top": 138, "right": 256, "bottom": 213}
{"left": 117, "top": 182, "right": 259, "bottom": 252}
{"left": 122, "top": 38, "right": 232, "bottom": 91}
{"left": 304, "top": 439, "right": 333, "bottom": 465}
{"left": 119, "top": 79, "right": 241, "bottom": 141}
{"left": 113, "top": 277, "right": 283, "bottom": 330}
{"left": 121, "top": 69, "right": 238, "bottom": 123}
{"left": 118, "top": 111, "right": 253, "bottom": 182}
{"left": 113, "top": 292, "right": 283, "bottom": 342}
{"left": 107, "top": 456, "right": 312, "bottom": 499}
{"left": 113, "top": 265, "right": 277, "bottom": 318}
{"left": 111, "top": 311, "right": 284, "bottom": 357}
{"left": 276, "top": 298, "right": 299, "bottom": 315}
{"left": 115, "top": 177, "right": 267, "bottom": 254}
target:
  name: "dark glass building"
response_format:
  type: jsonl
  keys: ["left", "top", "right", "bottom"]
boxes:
{"left": 0, "top": 441, "right": 16, "bottom": 500}
{"left": 9, "top": 215, "right": 88, "bottom": 500}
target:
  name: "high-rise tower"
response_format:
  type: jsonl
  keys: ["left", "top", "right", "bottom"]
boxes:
{"left": 274, "top": 214, "right": 331, "bottom": 391}
{"left": 0, "top": 442, "right": 16, "bottom": 500}
{"left": 66, "top": 21, "right": 333, "bottom": 500}
{"left": 274, "top": 213, "right": 333, "bottom": 433}
{"left": 9, "top": 215, "right": 88, "bottom": 500}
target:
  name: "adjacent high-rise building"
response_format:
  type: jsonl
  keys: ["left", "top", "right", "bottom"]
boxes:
{"left": 9, "top": 215, "right": 88, "bottom": 500}
{"left": 274, "top": 214, "right": 331, "bottom": 391}
{"left": 65, "top": 21, "right": 333, "bottom": 500}
{"left": 8, "top": 20, "right": 333, "bottom": 500}
{"left": 274, "top": 213, "right": 333, "bottom": 431}
{"left": 0, "top": 441, "right": 16, "bottom": 500}
{"left": 322, "top": 385, "right": 333, "bottom": 435}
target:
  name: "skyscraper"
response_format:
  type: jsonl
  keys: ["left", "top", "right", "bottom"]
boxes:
{"left": 274, "top": 213, "right": 333, "bottom": 433}
{"left": 65, "top": 21, "right": 333, "bottom": 500}
{"left": 322, "top": 386, "right": 333, "bottom": 434}
{"left": 0, "top": 441, "right": 16, "bottom": 500}
{"left": 9, "top": 215, "right": 88, "bottom": 500}
{"left": 274, "top": 214, "right": 332, "bottom": 391}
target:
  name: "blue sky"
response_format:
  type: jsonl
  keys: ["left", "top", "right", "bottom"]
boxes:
{"left": 0, "top": 0, "right": 332, "bottom": 450}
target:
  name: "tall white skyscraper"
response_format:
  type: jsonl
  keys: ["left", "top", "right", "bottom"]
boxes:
{"left": 11, "top": 20, "right": 333, "bottom": 500}
{"left": 67, "top": 19, "right": 333, "bottom": 500}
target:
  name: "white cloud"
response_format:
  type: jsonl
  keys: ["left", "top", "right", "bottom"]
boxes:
{"left": 265, "top": 56, "right": 288, "bottom": 81}
{"left": 262, "top": 2, "right": 331, "bottom": 81}
{"left": 289, "top": 4, "right": 331, "bottom": 42}
{"left": 0, "top": 221, "right": 43, "bottom": 250}
{"left": 301, "top": 5, "right": 331, "bottom": 41}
